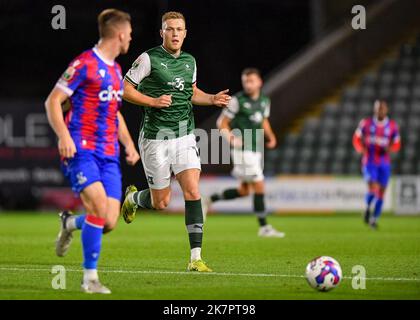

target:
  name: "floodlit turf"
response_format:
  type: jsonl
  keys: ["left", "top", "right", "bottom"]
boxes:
{"left": 0, "top": 212, "right": 419, "bottom": 300}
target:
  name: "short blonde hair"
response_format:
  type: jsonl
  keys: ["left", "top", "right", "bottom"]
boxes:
{"left": 98, "top": 8, "right": 131, "bottom": 38}
{"left": 162, "top": 11, "right": 186, "bottom": 25}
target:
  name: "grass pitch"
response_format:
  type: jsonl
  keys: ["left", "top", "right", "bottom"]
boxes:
{"left": 0, "top": 212, "right": 419, "bottom": 300}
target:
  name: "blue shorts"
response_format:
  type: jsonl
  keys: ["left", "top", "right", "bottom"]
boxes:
{"left": 61, "top": 152, "right": 122, "bottom": 200}
{"left": 362, "top": 163, "right": 391, "bottom": 187}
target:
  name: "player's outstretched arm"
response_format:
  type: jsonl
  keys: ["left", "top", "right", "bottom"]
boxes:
{"left": 192, "top": 84, "right": 231, "bottom": 107}
{"left": 123, "top": 80, "right": 171, "bottom": 108}
{"left": 117, "top": 111, "right": 140, "bottom": 166}
{"left": 44, "top": 87, "right": 76, "bottom": 159}
{"left": 262, "top": 119, "right": 277, "bottom": 149}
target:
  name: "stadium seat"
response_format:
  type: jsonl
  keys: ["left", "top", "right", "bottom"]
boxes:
{"left": 343, "top": 87, "right": 359, "bottom": 100}
{"left": 279, "top": 161, "right": 293, "bottom": 174}
{"left": 323, "top": 103, "right": 339, "bottom": 117}
{"left": 401, "top": 161, "right": 414, "bottom": 174}
{"left": 312, "top": 162, "right": 328, "bottom": 174}
{"left": 330, "top": 162, "right": 344, "bottom": 174}
{"left": 394, "top": 86, "right": 411, "bottom": 100}
{"left": 296, "top": 160, "right": 311, "bottom": 174}
{"left": 378, "top": 86, "right": 393, "bottom": 100}
{"left": 360, "top": 86, "right": 376, "bottom": 99}
{"left": 362, "top": 73, "right": 377, "bottom": 86}
{"left": 346, "top": 161, "right": 360, "bottom": 174}
{"left": 316, "top": 147, "right": 331, "bottom": 161}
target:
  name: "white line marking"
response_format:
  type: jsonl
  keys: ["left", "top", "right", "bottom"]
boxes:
{"left": 0, "top": 266, "right": 419, "bottom": 282}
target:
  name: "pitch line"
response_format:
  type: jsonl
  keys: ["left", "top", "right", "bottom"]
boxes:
{"left": 1, "top": 266, "right": 420, "bottom": 283}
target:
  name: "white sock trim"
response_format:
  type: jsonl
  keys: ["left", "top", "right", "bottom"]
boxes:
{"left": 191, "top": 247, "right": 202, "bottom": 262}
{"left": 83, "top": 269, "right": 98, "bottom": 282}
{"left": 66, "top": 216, "right": 77, "bottom": 231}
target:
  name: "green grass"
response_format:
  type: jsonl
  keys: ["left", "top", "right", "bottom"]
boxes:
{"left": 0, "top": 212, "right": 419, "bottom": 300}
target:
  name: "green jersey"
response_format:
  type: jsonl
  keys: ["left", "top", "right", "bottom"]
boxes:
{"left": 223, "top": 91, "right": 271, "bottom": 152}
{"left": 125, "top": 46, "right": 197, "bottom": 139}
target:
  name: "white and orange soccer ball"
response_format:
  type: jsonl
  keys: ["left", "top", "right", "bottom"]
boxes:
{"left": 305, "top": 256, "right": 343, "bottom": 292}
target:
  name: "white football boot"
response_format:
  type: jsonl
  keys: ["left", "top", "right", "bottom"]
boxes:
{"left": 55, "top": 211, "right": 74, "bottom": 257}
{"left": 81, "top": 279, "right": 111, "bottom": 294}
{"left": 258, "top": 224, "right": 286, "bottom": 238}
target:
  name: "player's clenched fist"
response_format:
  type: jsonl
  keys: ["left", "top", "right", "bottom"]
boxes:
{"left": 58, "top": 134, "right": 77, "bottom": 159}
{"left": 152, "top": 94, "right": 172, "bottom": 108}
{"left": 125, "top": 143, "right": 140, "bottom": 166}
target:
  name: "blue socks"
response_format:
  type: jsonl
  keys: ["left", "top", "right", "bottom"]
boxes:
{"left": 365, "top": 192, "right": 375, "bottom": 209}
{"left": 366, "top": 190, "right": 384, "bottom": 222}
{"left": 81, "top": 215, "right": 105, "bottom": 270}
{"left": 374, "top": 198, "right": 384, "bottom": 219}
{"left": 75, "top": 214, "right": 86, "bottom": 229}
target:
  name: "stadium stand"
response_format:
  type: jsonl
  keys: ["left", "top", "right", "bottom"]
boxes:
{"left": 267, "top": 37, "right": 420, "bottom": 175}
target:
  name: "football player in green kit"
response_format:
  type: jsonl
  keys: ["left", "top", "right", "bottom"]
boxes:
{"left": 206, "top": 68, "right": 285, "bottom": 238}
{"left": 121, "top": 11, "right": 231, "bottom": 272}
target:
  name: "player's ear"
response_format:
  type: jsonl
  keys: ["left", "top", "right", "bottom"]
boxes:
{"left": 160, "top": 29, "right": 163, "bottom": 39}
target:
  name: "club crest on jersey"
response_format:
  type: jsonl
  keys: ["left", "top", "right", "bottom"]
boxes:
{"left": 249, "top": 111, "right": 263, "bottom": 124}
{"left": 76, "top": 172, "right": 87, "bottom": 185}
{"left": 243, "top": 102, "right": 251, "bottom": 109}
{"left": 99, "top": 85, "right": 123, "bottom": 102}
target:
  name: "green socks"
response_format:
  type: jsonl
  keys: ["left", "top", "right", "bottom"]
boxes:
{"left": 185, "top": 199, "right": 204, "bottom": 249}
{"left": 210, "top": 188, "right": 241, "bottom": 202}
{"left": 133, "top": 189, "right": 153, "bottom": 209}
{"left": 254, "top": 193, "right": 267, "bottom": 226}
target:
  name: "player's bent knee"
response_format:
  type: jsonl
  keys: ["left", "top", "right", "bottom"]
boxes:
{"left": 90, "top": 198, "right": 108, "bottom": 217}
{"left": 183, "top": 189, "right": 201, "bottom": 201}
{"left": 238, "top": 187, "right": 250, "bottom": 196}
{"left": 154, "top": 200, "right": 169, "bottom": 210}
{"left": 103, "top": 221, "right": 117, "bottom": 234}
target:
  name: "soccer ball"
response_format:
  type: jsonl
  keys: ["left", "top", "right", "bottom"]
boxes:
{"left": 305, "top": 256, "right": 342, "bottom": 292}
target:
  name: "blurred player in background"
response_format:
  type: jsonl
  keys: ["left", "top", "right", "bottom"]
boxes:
{"left": 206, "top": 68, "right": 285, "bottom": 238}
{"left": 353, "top": 100, "right": 401, "bottom": 229}
{"left": 120, "top": 12, "right": 230, "bottom": 272}
{"left": 45, "top": 9, "right": 139, "bottom": 293}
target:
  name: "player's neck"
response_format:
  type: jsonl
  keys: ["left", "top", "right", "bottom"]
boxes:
{"left": 374, "top": 116, "right": 388, "bottom": 125}
{"left": 95, "top": 39, "right": 119, "bottom": 64}
{"left": 247, "top": 91, "right": 260, "bottom": 100}
{"left": 161, "top": 44, "right": 181, "bottom": 58}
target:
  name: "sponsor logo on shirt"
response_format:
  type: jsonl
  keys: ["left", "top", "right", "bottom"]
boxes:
{"left": 99, "top": 85, "right": 123, "bottom": 102}
{"left": 367, "top": 135, "right": 390, "bottom": 147}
